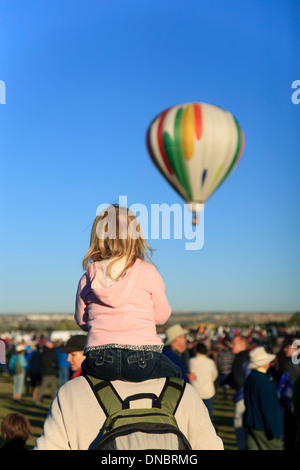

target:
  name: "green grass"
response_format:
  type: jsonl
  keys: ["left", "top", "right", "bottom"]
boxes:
{"left": 0, "top": 373, "right": 237, "bottom": 450}
{"left": 0, "top": 374, "right": 51, "bottom": 449}
{"left": 213, "top": 387, "right": 238, "bottom": 450}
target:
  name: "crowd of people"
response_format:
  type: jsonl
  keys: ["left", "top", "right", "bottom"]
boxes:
{"left": 1, "top": 321, "right": 300, "bottom": 450}
{"left": 181, "top": 323, "right": 300, "bottom": 451}
{"left": 0, "top": 333, "right": 85, "bottom": 404}
{"left": 1, "top": 206, "right": 299, "bottom": 450}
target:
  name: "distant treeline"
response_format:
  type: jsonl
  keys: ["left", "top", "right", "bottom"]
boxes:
{"left": 0, "top": 312, "right": 299, "bottom": 335}
{"left": 286, "top": 311, "right": 300, "bottom": 326}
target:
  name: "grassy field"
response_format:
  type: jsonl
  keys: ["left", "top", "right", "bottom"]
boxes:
{"left": 0, "top": 373, "right": 237, "bottom": 450}
{"left": 0, "top": 374, "right": 51, "bottom": 449}
{"left": 213, "top": 387, "right": 238, "bottom": 450}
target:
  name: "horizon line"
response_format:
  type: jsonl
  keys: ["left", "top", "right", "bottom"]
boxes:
{"left": 0, "top": 311, "right": 297, "bottom": 316}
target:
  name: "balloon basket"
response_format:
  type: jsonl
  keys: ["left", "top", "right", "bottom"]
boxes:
{"left": 192, "top": 212, "right": 199, "bottom": 226}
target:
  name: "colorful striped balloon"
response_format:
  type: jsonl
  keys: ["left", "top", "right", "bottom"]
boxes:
{"left": 146, "top": 102, "right": 245, "bottom": 215}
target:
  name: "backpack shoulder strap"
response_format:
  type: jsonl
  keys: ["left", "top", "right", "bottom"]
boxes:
{"left": 155, "top": 377, "right": 186, "bottom": 415}
{"left": 84, "top": 375, "right": 186, "bottom": 417}
{"left": 84, "top": 374, "right": 123, "bottom": 417}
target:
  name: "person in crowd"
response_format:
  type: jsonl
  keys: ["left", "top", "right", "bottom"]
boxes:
{"left": 293, "top": 374, "right": 300, "bottom": 450}
{"left": 24, "top": 344, "right": 34, "bottom": 396}
{"left": 61, "top": 335, "right": 87, "bottom": 379}
{"left": 8, "top": 344, "right": 27, "bottom": 402}
{"left": 163, "top": 324, "right": 196, "bottom": 383}
{"left": 74, "top": 204, "right": 181, "bottom": 382}
{"left": 0, "top": 338, "right": 9, "bottom": 375}
{"left": 33, "top": 372, "right": 224, "bottom": 450}
{"left": 274, "top": 335, "right": 300, "bottom": 450}
{"left": 243, "top": 346, "right": 283, "bottom": 450}
{"left": 56, "top": 341, "right": 70, "bottom": 387}
{"left": 229, "top": 335, "right": 249, "bottom": 450}
{"left": 35, "top": 340, "right": 58, "bottom": 404}
{"left": 27, "top": 344, "right": 42, "bottom": 400}
{"left": 216, "top": 336, "right": 234, "bottom": 393}
{"left": 189, "top": 342, "right": 218, "bottom": 425}
{"left": 1, "top": 413, "right": 32, "bottom": 450}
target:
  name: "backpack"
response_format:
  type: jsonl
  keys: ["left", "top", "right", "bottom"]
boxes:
{"left": 84, "top": 375, "right": 192, "bottom": 450}
{"left": 14, "top": 356, "right": 23, "bottom": 374}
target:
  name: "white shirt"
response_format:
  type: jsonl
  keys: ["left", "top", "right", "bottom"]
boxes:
{"left": 189, "top": 354, "right": 218, "bottom": 399}
{"left": 34, "top": 376, "right": 223, "bottom": 450}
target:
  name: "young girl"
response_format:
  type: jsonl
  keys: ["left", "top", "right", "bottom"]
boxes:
{"left": 75, "top": 204, "right": 181, "bottom": 382}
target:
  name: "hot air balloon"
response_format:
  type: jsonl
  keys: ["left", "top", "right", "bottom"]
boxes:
{"left": 146, "top": 102, "right": 245, "bottom": 224}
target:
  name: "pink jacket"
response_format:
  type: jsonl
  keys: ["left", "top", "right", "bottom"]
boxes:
{"left": 74, "top": 259, "right": 171, "bottom": 349}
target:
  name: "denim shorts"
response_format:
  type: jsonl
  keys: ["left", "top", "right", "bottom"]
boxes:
{"left": 81, "top": 348, "right": 182, "bottom": 382}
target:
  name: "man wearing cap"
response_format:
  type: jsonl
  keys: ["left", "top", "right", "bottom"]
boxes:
{"left": 275, "top": 335, "right": 300, "bottom": 450}
{"left": 163, "top": 324, "right": 195, "bottom": 383}
{"left": 243, "top": 346, "right": 284, "bottom": 450}
{"left": 61, "top": 335, "right": 87, "bottom": 380}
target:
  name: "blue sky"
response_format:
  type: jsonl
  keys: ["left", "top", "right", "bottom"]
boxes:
{"left": 0, "top": 0, "right": 299, "bottom": 314}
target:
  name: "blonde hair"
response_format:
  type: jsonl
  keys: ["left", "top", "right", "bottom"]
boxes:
{"left": 83, "top": 204, "right": 154, "bottom": 280}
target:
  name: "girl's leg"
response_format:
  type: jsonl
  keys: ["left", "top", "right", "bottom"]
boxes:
{"left": 13, "top": 373, "right": 25, "bottom": 400}
{"left": 120, "top": 350, "right": 182, "bottom": 382}
{"left": 81, "top": 349, "right": 121, "bottom": 380}
{"left": 81, "top": 349, "right": 183, "bottom": 382}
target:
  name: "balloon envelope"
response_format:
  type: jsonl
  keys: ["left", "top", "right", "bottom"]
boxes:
{"left": 146, "top": 102, "right": 245, "bottom": 211}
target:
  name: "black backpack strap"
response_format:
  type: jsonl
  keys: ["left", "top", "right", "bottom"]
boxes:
{"left": 83, "top": 374, "right": 123, "bottom": 417}
{"left": 84, "top": 374, "right": 186, "bottom": 417}
{"left": 122, "top": 393, "right": 158, "bottom": 409}
{"left": 155, "top": 377, "right": 186, "bottom": 415}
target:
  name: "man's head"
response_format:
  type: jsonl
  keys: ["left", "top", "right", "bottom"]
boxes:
{"left": 165, "top": 324, "right": 187, "bottom": 354}
{"left": 195, "top": 342, "right": 208, "bottom": 356}
{"left": 247, "top": 346, "right": 275, "bottom": 371}
{"left": 231, "top": 335, "right": 248, "bottom": 355}
{"left": 61, "top": 335, "right": 87, "bottom": 372}
{"left": 282, "top": 335, "right": 298, "bottom": 358}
